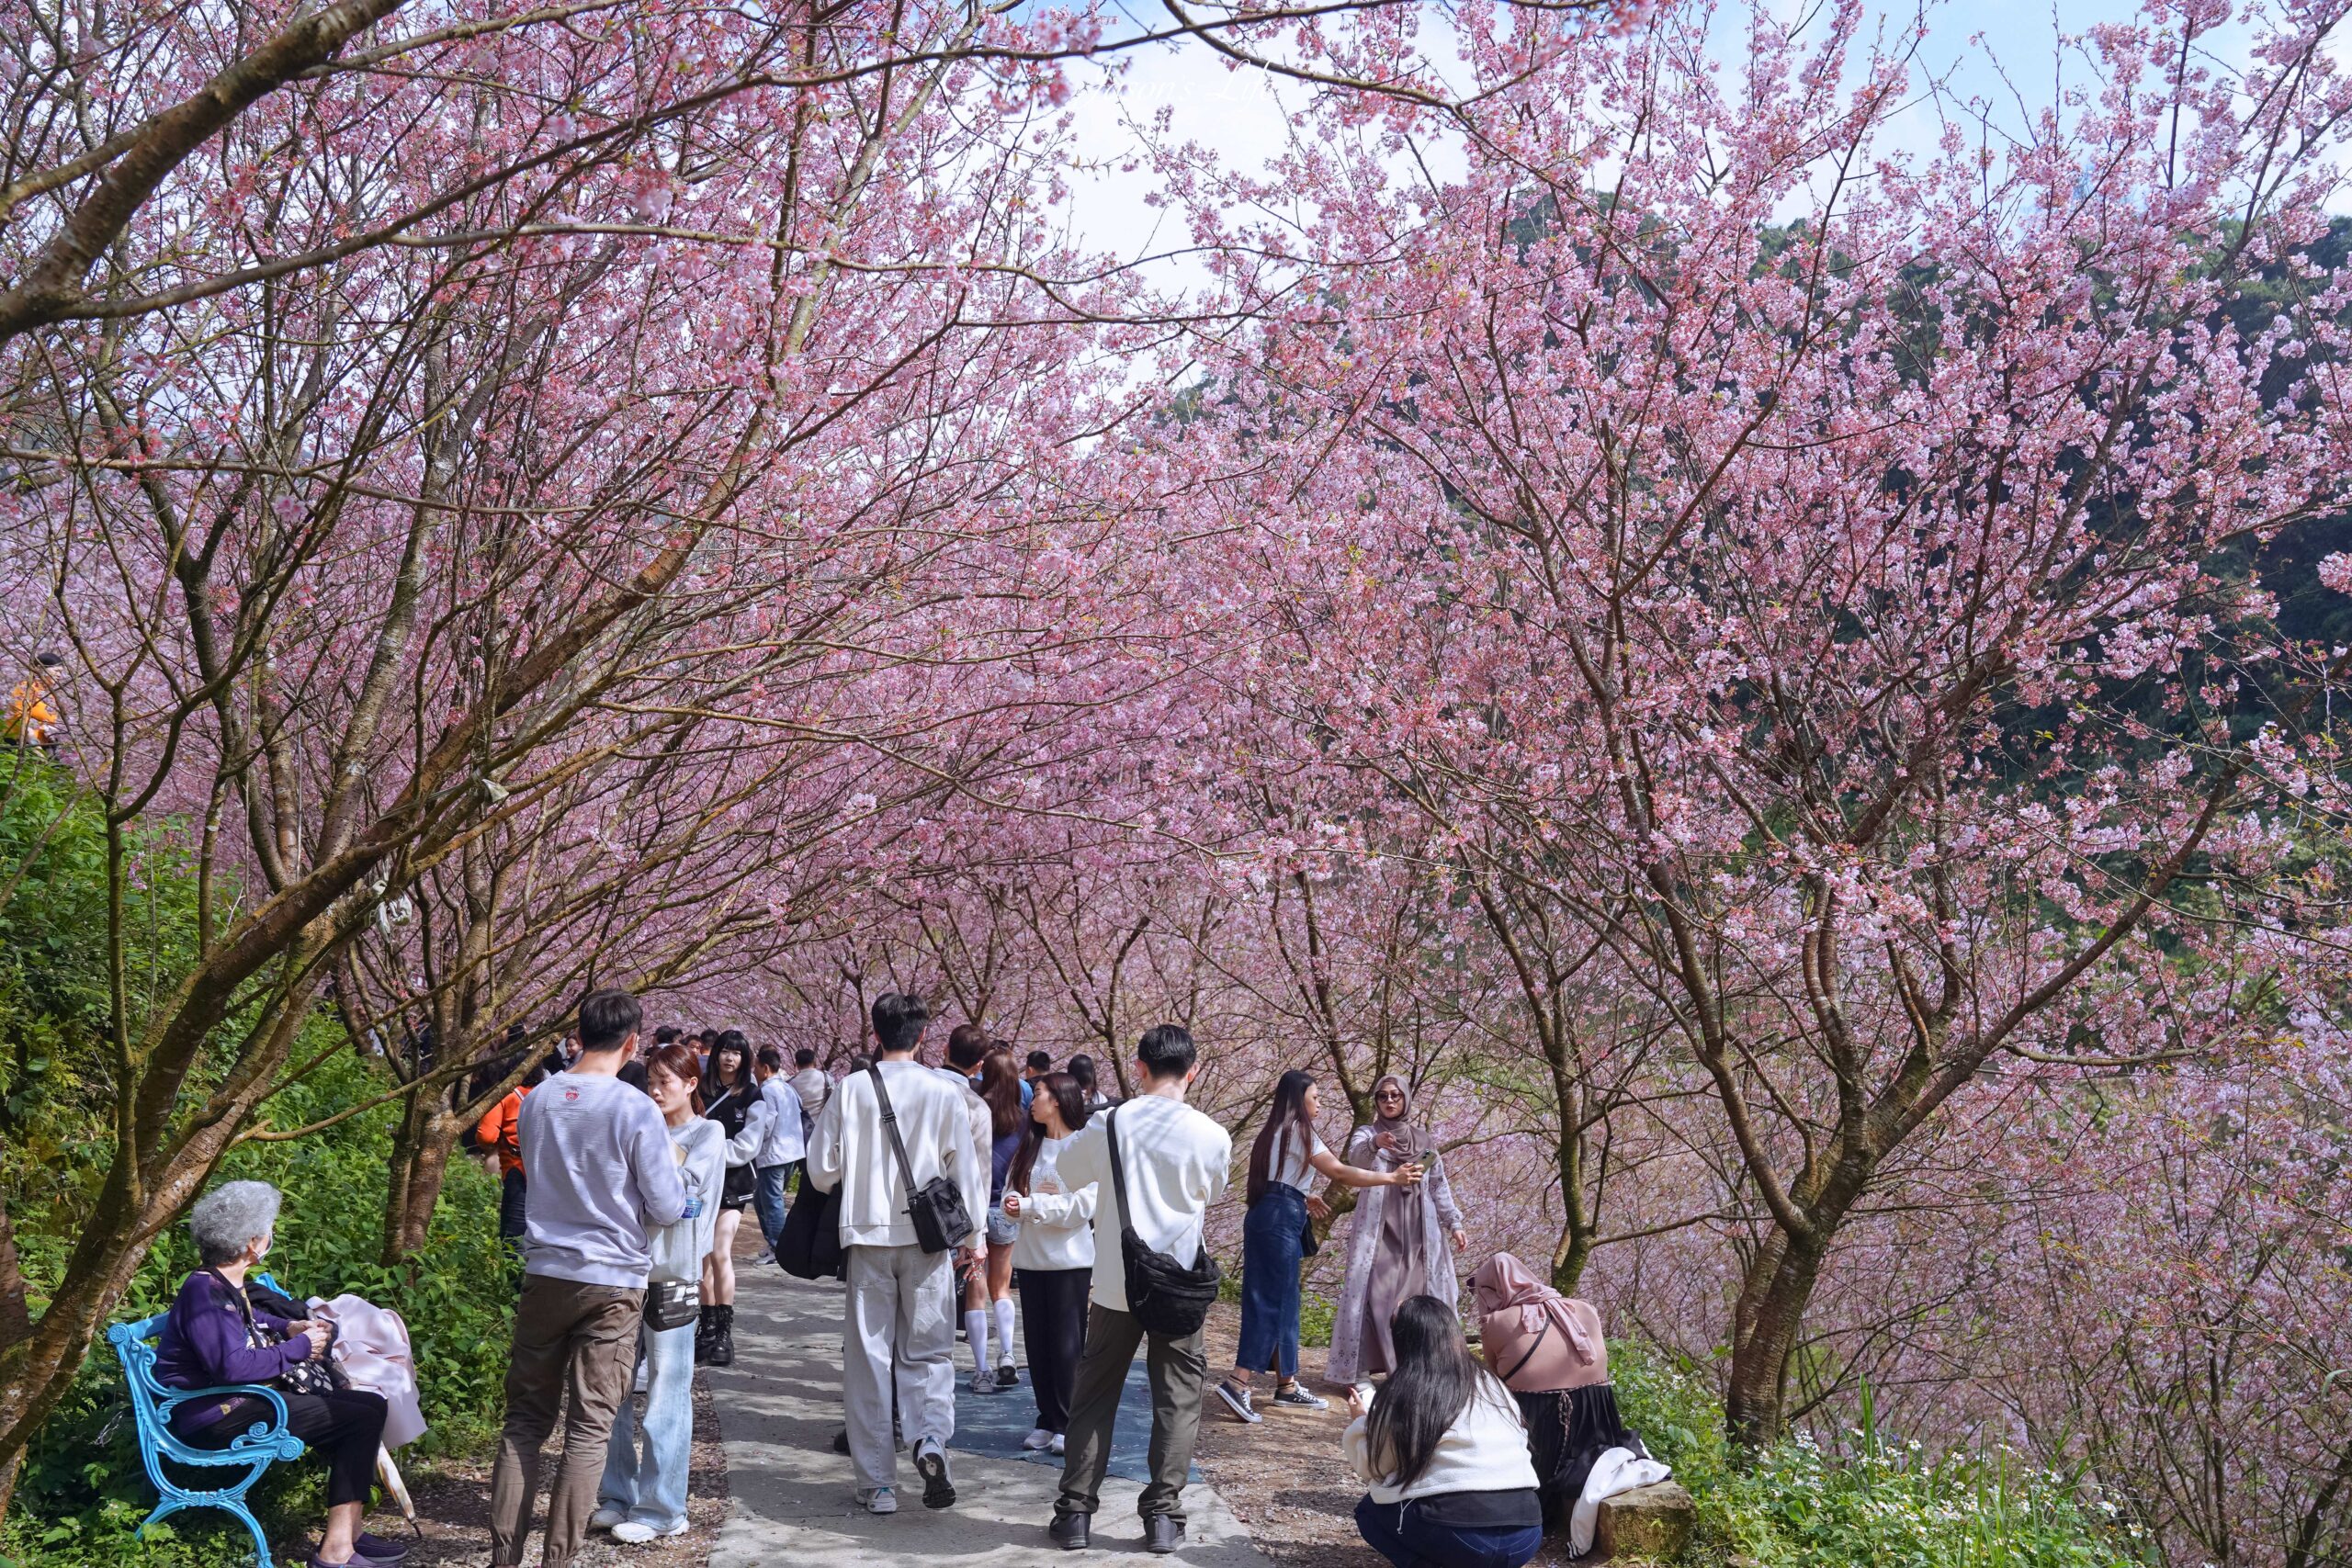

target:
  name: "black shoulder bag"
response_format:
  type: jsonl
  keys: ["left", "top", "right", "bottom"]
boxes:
{"left": 1105, "top": 1106, "right": 1222, "bottom": 1337}
{"left": 775, "top": 1179, "right": 842, "bottom": 1280}
{"left": 212, "top": 1269, "right": 343, "bottom": 1396}
{"left": 868, "top": 1064, "right": 972, "bottom": 1255}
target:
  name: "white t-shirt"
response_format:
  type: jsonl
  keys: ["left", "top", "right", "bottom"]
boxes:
{"left": 1271, "top": 1124, "right": 1328, "bottom": 1192}
{"left": 1054, "top": 1094, "right": 1230, "bottom": 1314}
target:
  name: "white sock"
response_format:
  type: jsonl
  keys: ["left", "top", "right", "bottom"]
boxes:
{"left": 964, "top": 1309, "right": 990, "bottom": 1374}
{"left": 992, "top": 1297, "right": 1016, "bottom": 1362}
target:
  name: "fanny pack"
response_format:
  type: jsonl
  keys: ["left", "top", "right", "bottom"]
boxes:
{"left": 646, "top": 1279, "right": 699, "bottom": 1332}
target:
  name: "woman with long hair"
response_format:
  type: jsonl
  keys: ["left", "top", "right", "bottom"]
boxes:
{"left": 1342, "top": 1295, "right": 1543, "bottom": 1568}
{"left": 595, "top": 1043, "right": 722, "bottom": 1542}
{"left": 999, "top": 1070, "right": 1095, "bottom": 1453}
{"left": 964, "top": 1044, "right": 1028, "bottom": 1392}
{"left": 1216, "top": 1070, "right": 1423, "bottom": 1425}
{"left": 696, "top": 1029, "right": 756, "bottom": 1366}
{"left": 1329, "top": 1075, "right": 1468, "bottom": 1385}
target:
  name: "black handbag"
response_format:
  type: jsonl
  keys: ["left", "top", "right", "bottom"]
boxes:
{"left": 777, "top": 1179, "right": 843, "bottom": 1279}
{"left": 645, "top": 1279, "right": 700, "bottom": 1331}
{"left": 213, "top": 1269, "right": 344, "bottom": 1396}
{"left": 1105, "top": 1107, "right": 1222, "bottom": 1338}
{"left": 868, "top": 1065, "right": 972, "bottom": 1255}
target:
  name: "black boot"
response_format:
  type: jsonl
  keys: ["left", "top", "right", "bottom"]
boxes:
{"left": 693, "top": 1307, "right": 715, "bottom": 1365}
{"left": 711, "top": 1303, "right": 736, "bottom": 1368}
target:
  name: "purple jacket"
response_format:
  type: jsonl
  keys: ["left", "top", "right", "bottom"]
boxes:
{"left": 154, "top": 1269, "right": 311, "bottom": 1396}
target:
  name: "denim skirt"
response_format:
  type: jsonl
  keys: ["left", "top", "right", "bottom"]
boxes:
{"left": 1236, "top": 1183, "right": 1308, "bottom": 1378}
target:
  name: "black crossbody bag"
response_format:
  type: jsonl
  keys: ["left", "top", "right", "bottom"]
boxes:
{"left": 1105, "top": 1107, "right": 1222, "bottom": 1337}
{"left": 868, "top": 1064, "right": 972, "bottom": 1255}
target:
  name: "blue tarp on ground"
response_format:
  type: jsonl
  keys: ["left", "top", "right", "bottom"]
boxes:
{"left": 948, "top": 1356, "right": 1201, "bottom": 1486}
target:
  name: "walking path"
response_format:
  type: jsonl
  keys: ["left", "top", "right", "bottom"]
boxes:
{"left": 702, "top": 1265, "right": 1272, "bottom": 1567}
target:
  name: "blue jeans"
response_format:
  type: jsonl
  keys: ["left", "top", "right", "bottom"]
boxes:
{"left": 753, "top": 1163, "right": 796, "bottom": 1254}
{"left": 1235, "top": 1185, "right": 1306, "bottom": 1379}
{"left": 598, "top": 1315, "right": 695, "bottom": 1529}
{"left": 1353, "top": 1495, "right": 1544, "bottom": 1568}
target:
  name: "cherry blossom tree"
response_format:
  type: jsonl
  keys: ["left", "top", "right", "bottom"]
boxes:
{"left": 1167, "top": 0, "right": 2352, "bottom": 1447}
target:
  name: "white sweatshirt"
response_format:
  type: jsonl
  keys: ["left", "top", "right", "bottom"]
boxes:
{"left": 1010, "top": 1134, "right": 1096, "bottom": 1272}
{"left": 1343, "top": 1378, "right": 1543, "bottom": 1504}
{"left": 1052, "top": 1094, "right": 1228, "bottom": 1313}
{"left": 807, "top": 1059, "right": 987, "bottom": 1249}
{"left": 729, "top": 1074, "right": 807, "bottom": 1170}
{"left": 649, "top": 1116, "right": 726, "bottom": 1284}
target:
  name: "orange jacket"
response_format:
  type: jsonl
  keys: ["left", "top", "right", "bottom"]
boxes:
{"left": 3, "top": 678, "right": 56, "bottom": 746}
{"left": 477, "top": 1087, "right": 528, "bottom": 1179}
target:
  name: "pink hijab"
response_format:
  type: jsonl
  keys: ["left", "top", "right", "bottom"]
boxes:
{"left": 1470, "top": 1252, "right": 1597, "bottom": 1366}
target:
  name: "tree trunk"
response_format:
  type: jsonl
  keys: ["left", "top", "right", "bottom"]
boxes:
{"left": 1724, "top": 1227, "right": 1829, "bottom": 1449}
{"left": 381, "top": 1096, "right": 467, "bottom": 1265}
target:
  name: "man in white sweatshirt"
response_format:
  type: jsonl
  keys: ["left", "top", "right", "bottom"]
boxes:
{"left": 807, "top": 993, "right": 988, "bottom": 1516}
{"left": 1047, "top": 1024, "right": 1230, "bottom": 1555}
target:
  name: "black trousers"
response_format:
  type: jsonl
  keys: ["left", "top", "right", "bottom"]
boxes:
{"left": 187, "top": 1388, "right": 389, "bottom": 1506}
{"left": 1016, "top": 1267, "right": 1090, "bottom": 1433}
{"left": 499, "top": 1168, "right": 528, "bottom": 1239}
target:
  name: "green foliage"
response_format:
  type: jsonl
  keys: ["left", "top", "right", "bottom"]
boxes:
{"left": 0, "top": 762, "right": 515, "bottom": 1566}
{"left": 1613, "top": 1344, "right": 2149, "bottom": 1568}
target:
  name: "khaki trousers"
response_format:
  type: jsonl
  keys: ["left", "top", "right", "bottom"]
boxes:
{"left": 489, "top": 1275, "right": 645, "bottom": 1568}
{"left": 1055, "top": 1303, "right": 1206, "bottom": 1526}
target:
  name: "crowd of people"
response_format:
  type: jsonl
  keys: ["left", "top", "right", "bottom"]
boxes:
{"left": 154, "top": 986, "right": 1646, "bottom": 1568}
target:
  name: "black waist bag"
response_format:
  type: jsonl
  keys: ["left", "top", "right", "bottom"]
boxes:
{"left": 1105, "top": 1107, "right": 1221, "bottom": 1338}
{"left": 870, "top": 1064, "right": 971, "bottom": 1256}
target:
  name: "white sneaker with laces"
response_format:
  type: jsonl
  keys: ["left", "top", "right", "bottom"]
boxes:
{"left": 1023, "top": 1427, "right": 1054, "bottom": 1450}
{"left": 1048, "top": 1433, "right": 1065, "bottom": 1455}
{"left": 589, "top": 1506, "right": 628, "bottom": 1531}
{"left": 858, "top": 1486, "right": 898, "bottom": 1515}
{"left": 611, "top": 1518, "right": 689, "bottom": 1544}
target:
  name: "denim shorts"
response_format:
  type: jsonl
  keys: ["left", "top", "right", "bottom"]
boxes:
{"left": 986, "top": 1204, "right": 1019, "bottom": 1247}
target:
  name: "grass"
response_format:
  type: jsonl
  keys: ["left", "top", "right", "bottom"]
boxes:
{"left": 1611, "top": 1346, "right": 2151, "bottom": 1568}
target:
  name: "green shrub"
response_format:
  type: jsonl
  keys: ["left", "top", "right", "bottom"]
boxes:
{"left": 0, "top": 764, "right": 514, "bottom": 1565}
{"left": 1613, "top": 1344, "right": 2149, "bottom": 1568}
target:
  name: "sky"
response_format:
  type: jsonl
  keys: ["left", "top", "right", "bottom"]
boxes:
{"left": 1038, "top": 0, "right": 2303, "bottom": 284}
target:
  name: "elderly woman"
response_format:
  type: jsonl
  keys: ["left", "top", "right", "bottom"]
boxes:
{"left": 155, "top": 1181, "right": 398, "bottom": 1568}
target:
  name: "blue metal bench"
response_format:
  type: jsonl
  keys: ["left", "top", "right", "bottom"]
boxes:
{"left": 107, "top": 1273, "right": 308, "bottom": 1568}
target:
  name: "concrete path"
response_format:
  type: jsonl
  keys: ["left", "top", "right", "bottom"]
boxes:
{"left": 702, "top": 1264, "right": 1271, "bottom": 1567}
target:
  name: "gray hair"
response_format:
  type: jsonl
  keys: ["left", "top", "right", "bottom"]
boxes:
{"left": 187, "top": 1180, "right": 281, "bottom": 1266}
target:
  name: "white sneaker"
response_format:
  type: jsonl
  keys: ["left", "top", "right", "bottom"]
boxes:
{"left": 969, "top": 1368, "right": 998, "bottom": 1394}
{"left": 1022, "top": 1427, "right": 1054, "bottom": 1450}
{"left": 858, "top": 1486, "right": 898, "bottom": 1515}
{"left": 589, "top": 1506, "right": 628, "bottom": 1531}
{"left": 1048, "top": 1433, "right": 1065, "bottom": 1455}
{"left": 611, "top": 1518, "right": 689, "bottom": 1544}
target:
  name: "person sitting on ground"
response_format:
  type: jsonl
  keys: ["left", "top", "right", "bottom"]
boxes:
{"left": 1047, "top": 1024, "right": 1230, "bottom": 1556}
{"left": 1216, "top": 1070, "right": 1421, "bottom": 1426}
{"left": 1468, "top": 1253, "right": 1626, "bottom": 1530}
{"left": 737, "top": 1043, "right": 808, "bottom": 1262}
{"left": 157, "top": 1180, "right": 400, "bottom": 1568}
{"left": 807, "top": 992, "right": 989, "bottom": 1517}
{"left": 489, "top": 987, "right": 686, "bottom": 1568}
{"left": 594, "top": 1042, "right": 722, "bottom": 1544}
{"left": 1343, "top": 1295, "right": 1544, "bottom": 1568}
